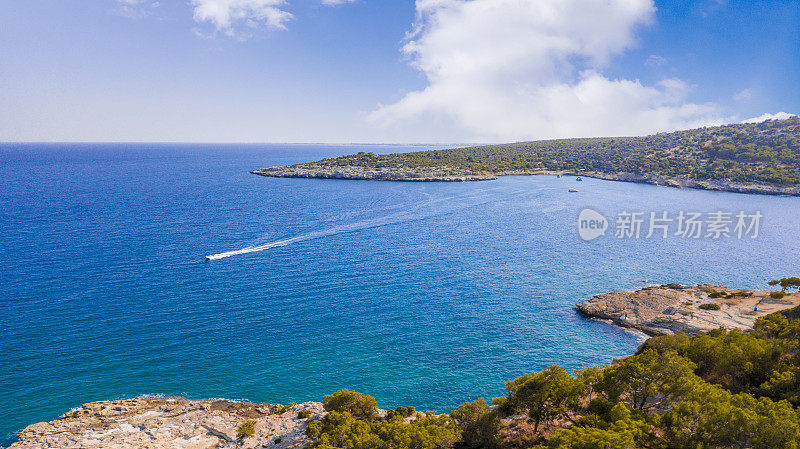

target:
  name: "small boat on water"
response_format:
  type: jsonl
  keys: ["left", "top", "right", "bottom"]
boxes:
{"left": 576, "top": 177, "right": 583, "bottom": 181}
{"left": 569, "top": 188, "right": 579, "bottom": 192}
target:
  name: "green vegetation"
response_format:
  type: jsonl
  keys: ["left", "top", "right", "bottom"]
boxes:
{"left": 298, "top": 410, "right": 314, "bottom": 419}
{"left": 307, "top": 300, "right": 800, "bottom": 448}
{"left": 307, "top": 410, "right": 460, "bottom": 449}
{"left": 386, "top": 406, "right": 416, "bottom": 420}
{"left": 323, "top": 390, "right": 379, "bottom": 421}
{"left": 770, "top": 277, "right": 800, "bottom": 293}
{"left": 772, "top": 291, "right": 788, "bottom": 299}
{"left": 237, "top": 420, "right": 256, "bottom": 440}
{"left": 703, "top": 288, "right": 752, "bottom": 300}
{"left": 699, "top": 303, "right": 721, "bottom": 310}
{"left": 271, "top": 402, "right": 297, "bottom": 415}
{"left": 301, "top": 118, "right": 800, "bottom": 186}
{"left": 450, "top": 399, "right": 500, "bottom": 449}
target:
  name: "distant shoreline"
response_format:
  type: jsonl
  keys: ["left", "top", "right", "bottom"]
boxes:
{"left": 252, "top": 165, "right": 800, "bottom": 197}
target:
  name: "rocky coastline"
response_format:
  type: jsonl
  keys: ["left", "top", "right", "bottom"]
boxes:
{"left": 11, "top": 284, "right": 800, "bottom": 448}
{"left": 252, "top": 163, "right": 800, "bottom": 196}
{"left": 576, "top": 283, "right": 800, "bottom": 336}
{"left": 8, "top": 397, "right": 325, "bottom": 449}
{"left": 251, "top": 164, "right": 497, "bottom": 182}
{"left": 579, "top": 171, "right": 800, "bottom": 197}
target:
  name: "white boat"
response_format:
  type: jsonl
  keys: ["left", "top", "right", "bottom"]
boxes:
{"left": 576, "top": 177, "right": 583, "bottom": 181}
{"left": 569, "top": 188, "right": 579, "bottom": 192}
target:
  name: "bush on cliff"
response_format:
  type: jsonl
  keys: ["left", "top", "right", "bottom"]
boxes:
{"left": 237, "top": 420, "right": 256, "bottom": 440}
{"left": 307, "top": 410, "right": 460, "bottom": 449}
{"left": 699, "top": 303, "right": 721, "bottom": 310}
{"left": 323, "top": 390, "right": 379, "bottom": 421}
{"left": 450, "top": 399, "right": 500, "bottom": 449}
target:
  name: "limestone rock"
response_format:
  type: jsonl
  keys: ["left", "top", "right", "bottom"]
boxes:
{"left": 9, "top": 397, "right": 325, "bottom": 449}
{"left": 576, "top": 284, "right": 800, "bottom": 336}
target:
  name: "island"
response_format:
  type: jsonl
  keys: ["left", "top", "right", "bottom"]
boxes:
{"left": 253, "top": 117, "right": 800, "bottom": 196}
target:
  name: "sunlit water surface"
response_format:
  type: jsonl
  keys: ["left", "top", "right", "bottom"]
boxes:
{"left": 2, "top": 143, "right": 799, "bottom": 445}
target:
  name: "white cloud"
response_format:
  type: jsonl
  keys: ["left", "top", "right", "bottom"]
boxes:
{"left": 191, "top": 0, "right": 294, "bottom": 35}
{"left": 645, "top": 54, "right": 667, "bottom": 67}
{"left": 742, "top": 112, "right": 796, "bottom": 124}
{"left": 733, "top": 88, "right": 753, "bottom": 101}
{"left": 189, "top": 0, "right": 352, "bottom": 36}
{"left": 370, "top": 0, "right": 723, "bottom": 141}
{"left": 115, "top": 0, "right": 160, "bottom": 18}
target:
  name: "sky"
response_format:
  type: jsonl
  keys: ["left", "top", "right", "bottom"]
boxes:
{"left": 0, "top": 0, "right": 798, "bottom": 143}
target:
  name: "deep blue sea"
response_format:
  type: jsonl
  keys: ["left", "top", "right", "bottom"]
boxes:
{"left": 1, "top": 143, "right": 799, "bottom": 445}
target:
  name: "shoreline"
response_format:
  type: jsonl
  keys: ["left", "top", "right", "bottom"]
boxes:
{"left": 10, "top": 284, "right": 799, "bottom": 447}
{"left": 252, "top": 165, "right": 800, "bottom": 197}
{"left": 576, "top": 283, "right": 800, "bottom": 337}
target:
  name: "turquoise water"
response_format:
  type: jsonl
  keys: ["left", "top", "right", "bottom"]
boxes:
{"left": 1, "top": 143, "right": 799, "bottom": 445}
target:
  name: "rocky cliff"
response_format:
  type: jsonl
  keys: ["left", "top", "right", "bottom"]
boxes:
{"left": 577, "top": 284, "right": 800, "bottom": 336}
{"left": 251, "top": 164, "right": 497, "bottom": 182}
{"left": 9, "top": 397, "right": 324, "bottom": 449}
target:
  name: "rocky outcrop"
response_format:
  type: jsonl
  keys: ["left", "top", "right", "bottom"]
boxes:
{"left": 253, "top": 163, "right": 800, "bottom": 196}
{"left": 251, "top": 164, "right": 497, "bottom": 182}
{"left": 9, "top": 397, "right": 324, "bottom": 449}
{"left": 580, "top": 172, "right": 800, "bottom": 196}
{"left": 577, "top": 284, "right": 800, "bottom": 336}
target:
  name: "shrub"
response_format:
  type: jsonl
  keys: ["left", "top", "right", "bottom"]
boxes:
{"left": 307, "top": 410, "right": 460, "bottom": 449}
{"left": 323, "top": 390, "right": 378, "bottom": 420}
{"left": 706, "top": 289, "right": 727, "bottom": 299}
{"left": 700, "top": 303, "right": 721, "bottom": 311}
{"left": 387, "top": 405, "right": 416, "bottom": 419}
{"left": 491, "top": 397, "right": 506, "bottom": 406}
{"left": 297, "top": 410, "right": 313, "bottom": 419}
{"left": 771, "top": 291, "right": 787, "bottom": 299}
{"left": 237, "top": 420, "right": 256, "bottom": 440}
{"left": 450, "top": 399, "right": 501, "bottom": 449}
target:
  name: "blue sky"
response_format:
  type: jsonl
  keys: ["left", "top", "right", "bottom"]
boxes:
{"left": 0, "top": 0, "right": 797, "bottom": 143}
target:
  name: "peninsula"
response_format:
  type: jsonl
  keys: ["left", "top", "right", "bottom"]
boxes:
{"left": 253, "top": 117, "right": 800, "bottom": 196}
{"left": 577, "top": 283, "right": 800, "bottom": 336}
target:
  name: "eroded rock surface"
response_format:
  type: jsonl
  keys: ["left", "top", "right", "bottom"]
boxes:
{"left": 251, "top": 165, "right": 497, "bottom": 182}
{"left": 9, "top": 397, "right": 324, "bottom": 449}
{"left": 577, "top": 284, "right": 800, "bottom": 336}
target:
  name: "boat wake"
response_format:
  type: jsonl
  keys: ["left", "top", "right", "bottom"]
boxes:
{"left": 205, "top": 191, "right": 500, "bottom": 261}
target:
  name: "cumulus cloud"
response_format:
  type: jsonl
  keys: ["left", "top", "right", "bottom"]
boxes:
{"left": 743, "top": 112, "right": 797, "bottom": 124}
{"left": 370, "top": 0, "right": 722, "bottom": 141}
{"left": 191, "top": 0, "right": 294, "bottom": 35}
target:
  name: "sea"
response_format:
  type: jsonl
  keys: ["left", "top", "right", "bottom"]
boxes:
{"left": 1, "top": 143, "right": 799, "bottom": 445}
